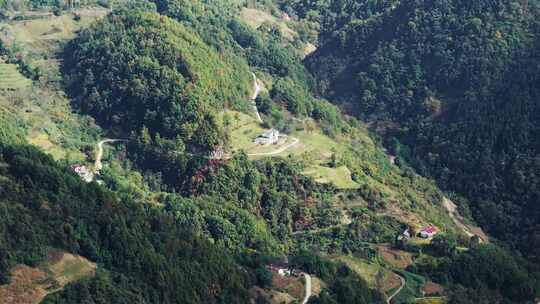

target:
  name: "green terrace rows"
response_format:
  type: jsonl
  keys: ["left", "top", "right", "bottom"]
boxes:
{"left": 0, "top": 63, "right": 31, "bottom": 91}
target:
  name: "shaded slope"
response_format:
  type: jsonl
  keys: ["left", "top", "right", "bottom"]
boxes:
{"left": 0, "top": 143, "right": 251, "bottom": 303}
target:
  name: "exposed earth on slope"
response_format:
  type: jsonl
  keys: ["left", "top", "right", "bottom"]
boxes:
{"left": 0, "top": 251, "right": 96, "bottom": 304}
{"left": 442, "top": 197, "right": 488, "bottom": 243}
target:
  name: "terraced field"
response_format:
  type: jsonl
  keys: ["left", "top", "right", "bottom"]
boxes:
{"left": 0, "top": 251, "right": 96, "bottom": 304}
{"left": 335, "top": 255, "right": 402, "bottom": 298}
{"left": 0, "top": 63, "right": 31, "bottom": 90}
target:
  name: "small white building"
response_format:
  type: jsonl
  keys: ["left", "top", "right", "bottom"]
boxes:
{"left": 403, "top": 228, "right": 411, "bottom": 238}
{"left": 71, "top": 164, "right": 93, "bottom": 183}
{"left": 254, "top": 129, "right": 280, "bottom": 145}
{"left": 278, "top": 268, "right": 291, "bottom": 277}
{"left": 397, "top": 228, "right": 411, "bottom": 241}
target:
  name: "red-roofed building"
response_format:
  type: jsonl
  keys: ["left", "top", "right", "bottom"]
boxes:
{"left": 419, "top": 226, "right": 438, "bottom": 238}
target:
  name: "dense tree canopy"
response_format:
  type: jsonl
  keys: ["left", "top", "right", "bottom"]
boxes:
{"left": 3, "top": 1, "right": 540, "bottom": 302}
{"left": 287, "top": 0, "right": 540, "bottom": 265}
{"left": 63, "top": 10, "right": 251, "bottom": 152}
{"left": 0, "top": 143, "right": 252, "bottom": 303}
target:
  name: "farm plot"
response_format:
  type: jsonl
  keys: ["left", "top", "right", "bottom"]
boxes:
{"left": 0, "top": 251, "right": 96, "bottom": 304}
{"left": 0, "top": 63, "right": 31, "bottom": 91}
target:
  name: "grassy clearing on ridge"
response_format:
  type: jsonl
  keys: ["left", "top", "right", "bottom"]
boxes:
{"left": 0, "top": 63, "right": 31, "bottom": 90}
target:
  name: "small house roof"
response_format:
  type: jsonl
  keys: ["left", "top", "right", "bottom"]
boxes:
{"left": 260, "top": 129, "right": 279, "bottom": 138}
{"left": 421, "top": 226, "right": 437, "bottom": 234}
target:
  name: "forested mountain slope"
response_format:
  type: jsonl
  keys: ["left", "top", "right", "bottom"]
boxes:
{"left": 0, "top": 144, "right": 252, "bottom": 303}
{"left": 288, "top": 0, "right": 540, "bottom": 265}
{"left": 63, "top": 11, "right": 251, "bottom": 152}
{"left": 1, "top": 0, "right": 540, "bottom": 303}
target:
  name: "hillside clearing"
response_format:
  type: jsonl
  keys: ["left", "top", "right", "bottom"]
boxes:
{"left": 0, "top": 87, "right": 96, "bottom": 161}
{"left": 221, "top": 110, "right": 358, "bottom": 189}
{"left": 0, "top": 251, "right": 96, "bottom": 304}
{"left": 0, "top": 63, "right": 32, "bottom": 91}
{"left": 376, "top": 245, "right": 414, "bottom": 269}
{"left": 442, "top": 197, "right": 488, "bottom": 242}
{"left": 240, "top": 8, "right": 297, "bottom": 41}
{"left": 303, "top": 165, "right": 360, "bottom": 189}
{"left": 0, "top": 9, "right": 107, "bottom": 54}
{"left": 336, "top": 256, "right": 401, "bottom": 297}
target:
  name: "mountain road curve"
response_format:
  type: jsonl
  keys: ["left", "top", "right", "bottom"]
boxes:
{"left": 251, "top": 72, "right": 263, "bottom": 123}
{"left": 301, "top": 273, "right": 312, "bottom": 304}
{"left": 94, "top": 139, "right": 125, "bottom": 173}
{"left": 387, "top": 273, "right": 405, "bottom": 304}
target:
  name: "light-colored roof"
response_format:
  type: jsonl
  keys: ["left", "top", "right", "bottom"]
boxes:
{"left": 260, "top": 129, "right": 279, "bottom": 138}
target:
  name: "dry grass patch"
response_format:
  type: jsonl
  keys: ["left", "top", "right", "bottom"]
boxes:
{"left": 0, "top": 251, "right": 96, "bottom": 304}
{"left": 415, "top": 297, "right": 448, "bottom": 304}
{"left": 268, "top": 290, "right": 296, "bottom": 304}
{"left": 376, "top": 245, "right": 414, "bottom": 269}
{"left": 240, "top": 8, "right": 297, "bottom": 41}
{"left": 310, "top": 276, "right": 326, "bottom": 297}
{"left": 422, "top": 281, "right": 444, "bottom": 297}
{"left": 303, "top": 42, "right": 317, "bottom": 57}
{"left": 336, "top": 256, "right": 401, "bottom": 296}
{"left": 271, "top": 271, "right": 304, "bottom": 301}
{"left": 303, "top": 165, "right": 360, "bottom": 189}
{"left": 45, "top": 251, "right": 96, "bottom": 287}
{"left": 0, "top": 265, "right": 49, "bottom": 304}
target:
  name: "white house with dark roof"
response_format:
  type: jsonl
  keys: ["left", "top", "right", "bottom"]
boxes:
{"left": 254, "top": 129, "right": 280, "bottom": 145}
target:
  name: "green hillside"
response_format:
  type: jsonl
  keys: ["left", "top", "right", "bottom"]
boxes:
{"left": 297, "top": 0, "right": 540, "bottom": 261}
{"left": 63, "top": 11, "right": 252, "bottom": 152}
{"left": 0, "top": 1, "right": 538, "bottom": 303}
{"left": 0, "top": 62, "right": 31, "bottom": 90}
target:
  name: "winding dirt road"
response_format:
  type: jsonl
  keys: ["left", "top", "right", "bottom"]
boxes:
{"left": 250, "top": 73, "right": 263, "bottom": 123}
{"left": 247, "top": 137, "right": 299, "bottom": 156}
{"left": 94, "top": 139, "right": 125, "bottom": 173}
{"left": 301, "top": 273, "right": 312, "bottom": 304}
{"left": 245, "top": 72, "right": 299, "bottom": 156}
{"left": 387, "top": 273, "right": 405, "bottom": 304}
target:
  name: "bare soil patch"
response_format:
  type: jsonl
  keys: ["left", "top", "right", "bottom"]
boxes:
{"left": 422, "top": 281, "right": 444, "bottom": 296}
{"left": 0, "top": 251, "right": 96, "bottom": 304}
{"left": 303, "top": 42, "right": 317, "bottom": 57}
{"left": 377, "top": 245, "right": 414, "bottom": 269}
{"left": 240, "top": 8, "right": 297, "bottom": 41}
{"left": 271, "top": 271, "right": 304, "bottom": 300}
{"left": 0, "top": 265, "right": 49, "bottom": 304}
{"left": 442, "top": 197, "right": 488, "bottom": 242}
